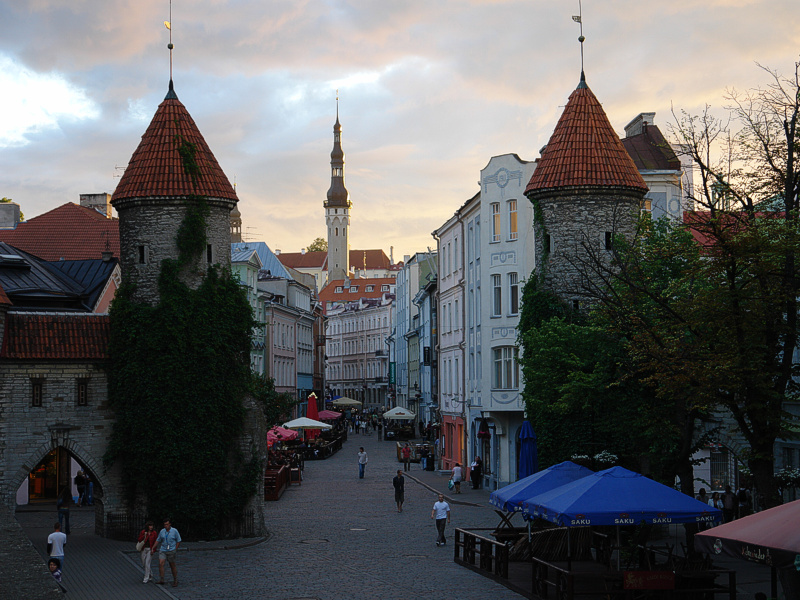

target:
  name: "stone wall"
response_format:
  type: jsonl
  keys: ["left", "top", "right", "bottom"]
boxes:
{"left": 0, "top": 361, "right": 125, "bottom": 529}
{"left": 531, "top": 186, "right": 643, "bottom": 303}
{"left": 116, "top": 197, "right": 235, "bottom": 305}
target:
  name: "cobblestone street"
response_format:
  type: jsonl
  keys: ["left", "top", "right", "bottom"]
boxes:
{"left": 170, "top": 431, "right": 523, "bottom": 600}
{"left": 11, "top": 430, "right": 772, "bottom": 600}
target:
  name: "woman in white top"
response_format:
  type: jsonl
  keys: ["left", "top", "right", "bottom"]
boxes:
{"left": 451, "top": 463, "right": 463, "bottom": 494}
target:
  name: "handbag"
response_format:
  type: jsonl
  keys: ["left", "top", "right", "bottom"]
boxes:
{"left": 136, "top": 537, "right": 146, "bottom": 552}
{"left": 447, "top": 478, "right": 454, "bottom": 491}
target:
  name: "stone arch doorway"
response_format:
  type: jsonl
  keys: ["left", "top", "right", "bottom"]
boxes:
{"left": 21, "top": 447, "right": 104, "bottom": 507}
{"left": 11, "top": 432, "right": 108, "bottom": 518}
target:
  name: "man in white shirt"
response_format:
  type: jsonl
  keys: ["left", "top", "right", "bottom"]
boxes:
{"left": 430, "top": 493, "right": 451, "bottom": 546}
{"left": 47, "top": 522, "right": 67, "bottom": 570}
{"left": 357, "top": 447, "right": 368, "bottom": 479}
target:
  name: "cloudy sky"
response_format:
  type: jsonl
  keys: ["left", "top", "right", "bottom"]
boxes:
{"left": 0, "top": 1, "right": 797, "bottom": 261}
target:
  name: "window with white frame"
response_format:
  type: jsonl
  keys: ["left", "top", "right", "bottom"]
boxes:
{"left": 454, "top": 299, "right": 459, "bottom": 330}
{"left": 492, "top": 346, "right": 519, "bottom": 389}
{"left": 491, "top": 203, "right": 500, "bottom": 242}
{"left": 492, "top": 274, "right": 502, "bottom": 317}
{"left": 509, "top": 272, "right": 519, "bottom": 315}
{"left": 508, "top": 200, "right": 518, "bottom": 240}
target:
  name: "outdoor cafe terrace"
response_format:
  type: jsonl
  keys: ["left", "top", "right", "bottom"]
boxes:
{"left": 454, "top": 463, "right": 746, "bottom": 599}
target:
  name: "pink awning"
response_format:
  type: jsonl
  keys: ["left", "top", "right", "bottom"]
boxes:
{"left": 318, "top": 410, "right": 342, "bottom": 420}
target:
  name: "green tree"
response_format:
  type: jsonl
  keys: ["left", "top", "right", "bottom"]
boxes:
{"left": 663, "top": 61, "right": 800, "bottom": 505}
{"left": 306, "top": 237, "right": 327, "bottom": 252}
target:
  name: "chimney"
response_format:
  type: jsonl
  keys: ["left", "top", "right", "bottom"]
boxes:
{"left": 80, "top": 193, "right": 113, "bottom": 218}
{"left": 0, "top": 202, "right": 21, "bottom": 229}
{"left": 301, "top": 248, "right": 306, "bottom": 255}
{"left": 275, "top": 249, "right": 281, "bottom": 255}
{"left": 624, "top": 113, "right": 656, "bottom": 138}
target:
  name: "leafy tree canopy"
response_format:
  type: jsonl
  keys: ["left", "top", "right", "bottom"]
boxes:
{"left": 306, "top": 237, "right": 327, "bottom": 252}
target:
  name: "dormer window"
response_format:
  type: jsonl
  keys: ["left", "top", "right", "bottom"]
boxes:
{"left": 366, "top": 285, "right": 374, "bottom": 292}
{"left": 350, "top": 286, "right": 358, "bottom": 292}
{"left": 381, "top": 285, "right": 389, "bottom": 292}
{"left": 335, "top": 286, "right": 343, "bottom": 293}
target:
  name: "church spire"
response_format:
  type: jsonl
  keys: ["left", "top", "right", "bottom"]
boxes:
{"left": 325, "top": 92, "right": 350, "bottom": 209}
{"left": 324, "top": 93, "right": 351, "bottom": 283}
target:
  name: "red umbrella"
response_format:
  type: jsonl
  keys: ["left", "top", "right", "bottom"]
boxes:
{"left": 306, "top": 393, "right": 320, "bottom": 440}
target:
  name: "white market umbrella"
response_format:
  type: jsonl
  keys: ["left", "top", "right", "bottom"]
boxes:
{"left": 382, "top": 407, "right": 416, "bottom": 420}
{"left": 283, "top": 417, "right": 333, "bottom": 430}
{"left": 330, "top": 396, "right": 362, "bottom": 406}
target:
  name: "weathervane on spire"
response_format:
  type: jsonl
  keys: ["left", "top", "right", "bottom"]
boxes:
{"left": 165, "top": 0, "right": 174, "bottom": 81}
{"left": 336, "top": 89, "right": 339, "bottom": 120}
{"left": 572, "top": 0, "right": 585, "bottom": 77}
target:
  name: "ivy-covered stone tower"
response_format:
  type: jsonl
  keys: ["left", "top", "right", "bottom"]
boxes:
{"left": 524, "top": 72, "right": 648, "bottom": 305}
{"left": 111, "top": 80, "right": 239, "bottom": 304}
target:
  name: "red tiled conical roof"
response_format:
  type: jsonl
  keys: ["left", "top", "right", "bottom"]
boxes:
{"left": 112, "top": 82, "right": 238, "bottom": 203}
{"left": 526, "top": 75, "right": 647, "bottom": 195}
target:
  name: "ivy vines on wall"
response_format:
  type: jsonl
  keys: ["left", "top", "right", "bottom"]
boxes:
{"left": 104, "top": 135, "right": 260, "bottom": 538}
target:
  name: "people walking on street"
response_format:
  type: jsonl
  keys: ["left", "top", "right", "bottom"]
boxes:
{"left": 57, "top": 486, "right": 71, "bottom": 535}
{"left": 402, "top": 443, "right": 412, "bottom": 471}
{"left": 431, "top": 493, "right": 451, "bottom": 546}
{"left": 452, "top": 463, "right": 463, "bottom": 494}
{"left": 74, "top": 471, "right": 86, "bottom": 506}
{"left": 420, "top": 445, "right": 429, "bottom": 470}
{"left": 47, "top": 522, "right": 67, "bottom": 571}
{"left": 470, "top": 456, "right": 483, "bottom": 489}
{"left": 357, "top": 447, "right": 368, "bottom": 478}
{"left": 393, "top": 470, "right": 405, "bottom": 512}
{"left": 137, "top": 520, "right": 158, "bottom": 583}
{"left": 722, "top": 485, "right": 737, "bottom": 522}
{"left": 154, "top": 518, "right": 181, "bottom": 587}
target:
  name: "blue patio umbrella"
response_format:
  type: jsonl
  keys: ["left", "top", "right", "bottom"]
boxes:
{"left": 489, "top": 460, "right": 594, "bottom": 513}
{"left": 521, "top": 466, "right": 722, "bottom": 527}
{"left": 518, "top": 420, "right": 538, "bottom": 479}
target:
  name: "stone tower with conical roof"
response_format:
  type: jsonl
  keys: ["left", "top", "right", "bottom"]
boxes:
{"left": 524, "top": 72, "right": 648, "bottom": 305}
{"left": 111, "top": 80, "right": 239, "bottom": 304}
{"left": 324, "top": 103, "right": 351, "bottom": 283}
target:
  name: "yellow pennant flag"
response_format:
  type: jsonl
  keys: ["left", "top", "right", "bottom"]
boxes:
{"left": 164, "top": 21, "right": 171, "bottom": 30}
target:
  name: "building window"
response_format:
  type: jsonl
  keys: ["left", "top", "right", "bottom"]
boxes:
{"left": 138, "top": 245, "right": 146, "bottom": 264}
{"left": 31, "top": 378, "right": 43, "bottom": 407}
{"left": 492, "top": 347, "right": 519, "bottom": 390}
{"left": 381, "top": 285, "right": 389, "bottom": 292}
{"left": 491, "top": 203, "right": 500, "bottom": 242}
{"left": 366, "top": 285, "right": 374, "bottom": 292}
{"left": 509, "top": 273, "right": 519, "bottom": 315}
{"left": 77, "top": 379, "right": 88, "bottom": 406}
{"left": 604, "top": 231, "right": 613, "bottom": 251}
{"left": 492, "top": 274, "right": 502, "bottom": 317}
{"left": 508, "top": 200, "right": 518, "bottom": 240}
{"left": 350, "top": 286, "right": 358, "bottom": 292}
{"left": 207, "top": 244, "right": 213, "bottom": 263}
{"left": 543, "top": 234, "right": 552, "bottom": 257}
{"left": 335, "top": 286, "right": 343, "bottom": 293}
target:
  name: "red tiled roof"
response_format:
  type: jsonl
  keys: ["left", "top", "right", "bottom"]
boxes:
{"left": 112, "top": 83, "right": 238, "bottom": 203}
{"left": 622, "top": 124, "right": 682, "bottom": 172}
{"left": 0, "top": 283, "right": 10, "bottom": 306}
{"left": 278, "top": 249, "right": 392, "bottom": 271}
{"left": 526, "top": 77, "right": 648, "bottom": 195}
{"left": 1, "top": 313, "right": 110, "bottom": 360}
{"left": 277, "top": 250, "right": 327, "bottom": 269}
{"left": 0, "top": 203, "right": 119, "bottom": 261}
{"left": 319, "top": 277, "right": 395, "bottom": 305}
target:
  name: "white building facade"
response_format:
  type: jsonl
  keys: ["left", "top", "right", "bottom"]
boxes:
{"left": 466, "top": 154, "right": 537, "bottom": 490}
